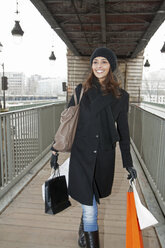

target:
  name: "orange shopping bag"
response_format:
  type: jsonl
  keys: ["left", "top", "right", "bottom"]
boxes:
{"left": 126, "top": 191, "right": 144, "bottom": 248}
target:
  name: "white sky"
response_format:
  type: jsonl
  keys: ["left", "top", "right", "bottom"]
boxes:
{"left": 0, "top": 0, "right": 165, "bottom": 77}
{"left": 0, "top": 0, "right": 67, "bottom": 78}
{"left": 144, "top": 20, "right": 165, "bottom": 71}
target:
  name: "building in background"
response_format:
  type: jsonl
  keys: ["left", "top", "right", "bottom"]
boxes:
{"left": 35, "top": 77, "right": 63, "bottom": 96}
{"left": 25, "top": 74, "right": 41, "bottom": 95}
{"left": 142, "top": 68, "right": 165, "bottom": 104}
{"left": 0, "top": 72, "right": 26, "bottom": 95}
{"left": 0, "top": 71, "right": 66, "bottom": 100}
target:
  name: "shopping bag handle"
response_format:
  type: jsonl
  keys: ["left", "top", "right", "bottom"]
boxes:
{"left": 128, "top": 179, "right": 136, "bottom": 192}
{"left": 51, "top": 167, "right": 60, "bottom": 178}
{"left": 129, "top": 179, "right": 136, "bottom": 187}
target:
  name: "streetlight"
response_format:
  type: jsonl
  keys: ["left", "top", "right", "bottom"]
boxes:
{"left": 49, "top": 32, "right": 56, "bottom": 61}
{"left": 0, "top": 42, "right": 3, "bottom": 53}
{"left": 1, "top": 63, "right": 8, "bottom": 111}
{"left": 144, "top": 59, "right": 150, "bottom": 67}
{"left": 160, "top": 42, "right": 165, "bottom": 53}
{"left": 62, "top": 82, "right": 68, "bottom": 102}
{"left": 160, "top": 41, "right": 165, "bottom": 62}
{"left": 11, "top": 0, "right": 24, "bottom": 43}
{"left": 11, "top": 21, "right": 24, "bottom": 37}
{"left": 49, "top": 51, "right": 56, "bottom": 61}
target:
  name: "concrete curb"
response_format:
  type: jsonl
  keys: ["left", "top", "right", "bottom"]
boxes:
{"left": 0, "top": 152, "right": 51, "bottom": 214}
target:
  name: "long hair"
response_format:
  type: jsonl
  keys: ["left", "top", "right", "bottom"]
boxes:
{"left": 83, "top": 68, "right": 121, "bottom": 98}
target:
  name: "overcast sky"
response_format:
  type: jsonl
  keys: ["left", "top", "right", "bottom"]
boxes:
{"left": 0, "top": 0, "right": 165, "bottom": 77}
{"left": 143, "top": 20, "right": 165, "bottom": 71}
{"left": 0, "top": 0, "right": 67, "bottom": 78}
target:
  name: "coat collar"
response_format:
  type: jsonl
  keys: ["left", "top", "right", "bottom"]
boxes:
{"left": 86, "top": 84, "right": 117, "bottom": 115}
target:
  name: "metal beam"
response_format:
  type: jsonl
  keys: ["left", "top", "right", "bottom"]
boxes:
{"left": 131, "top": 0, "right": 165, "bottom": 58}
{"left": 72, "top": 42, "right": 137, "bottom": 46}
{"left": 53, "top": 12, "right": 155, "bottom": 16}
{"left": 106, "top": 0, "right": 158, "bottom": 2}
{"left": 61, "top": 22, "right": 149, "bottom": 27}
{"left": 66, "top": 31, "right": 143, "bottom": 34}
{"left": 29, "top": 0, "right": 80, "bottom": 55}
{"left": 44, "top": 0, "right": 71, "bottom": 3}
{"left": 99, "top": 0, "right": 106, "bottom": 46}
{"left": 70, "top": 0, "right": 92, "bottom": 53}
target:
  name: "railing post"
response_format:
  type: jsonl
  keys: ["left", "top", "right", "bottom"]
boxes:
{"left": 0, "top": 116, "right": 3, "bottom": 187}
{"left": 38, "top": 108, "right": 43, "bottom": 155}
{"left": 6, "top": 115, "right": 13, "bottom": 181}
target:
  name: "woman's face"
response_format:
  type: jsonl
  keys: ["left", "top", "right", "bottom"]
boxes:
{"left": 92, "top": 57, "right": 110, "bottom": 82}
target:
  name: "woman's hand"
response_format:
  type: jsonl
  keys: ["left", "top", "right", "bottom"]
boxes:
{"left": 50, "top": 152, "right": 59, "bottom": 170}
{"left": 126, "top": 167, "right": 137, "bottom": 182}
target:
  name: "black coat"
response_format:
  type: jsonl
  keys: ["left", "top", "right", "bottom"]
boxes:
{"left": 68, "top": 83, "right": 133, "bottom": 205}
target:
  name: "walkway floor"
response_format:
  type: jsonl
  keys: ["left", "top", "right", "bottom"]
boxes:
{"left": 0, "top": 146, "right": 161, "bottom": 248}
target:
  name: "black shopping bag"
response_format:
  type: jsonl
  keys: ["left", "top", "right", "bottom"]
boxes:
{"left": 45, "top": 175, "right": 71, "bottom": 215}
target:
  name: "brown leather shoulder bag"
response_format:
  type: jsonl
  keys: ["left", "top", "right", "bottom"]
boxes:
{"left": 53, "top": 87, "right": 84, "bottom": 152}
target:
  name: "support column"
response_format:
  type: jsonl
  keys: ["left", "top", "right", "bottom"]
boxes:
{"left": 122, "top": 52, "right": 144, "bottom": 103}
{"left": 67, "top": 49, "right": 90, "bottom": 100}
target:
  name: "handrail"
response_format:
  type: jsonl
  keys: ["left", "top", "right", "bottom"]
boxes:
{"left": 0, "top": 101, "right": 66, "bottom": 116}
{"left": 129, "top": 104, "right": 165, "bottom": 215}
{"left": 0, "top": 102, "right": 66, "bottom": 199}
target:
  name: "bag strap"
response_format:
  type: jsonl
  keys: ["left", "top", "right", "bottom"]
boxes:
{"left": 74, "top": 86, "right": 84, "bottom": 105}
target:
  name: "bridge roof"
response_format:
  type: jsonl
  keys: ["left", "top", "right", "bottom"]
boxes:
{"left": 30, "top": 0, "right": 165, "bottom": 59}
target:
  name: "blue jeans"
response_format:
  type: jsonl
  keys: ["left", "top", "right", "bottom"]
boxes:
{"left": 81, "top": 195, "right": 98, "bottom": 232}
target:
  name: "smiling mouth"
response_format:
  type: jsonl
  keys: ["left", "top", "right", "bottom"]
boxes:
{"left": 96, "top": 70, "right": 104, "bottom": 73}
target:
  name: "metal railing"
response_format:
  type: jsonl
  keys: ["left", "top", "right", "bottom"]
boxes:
{"left": 129, "top": 104, "right": 165, "bottom": 215}
{"left": 0, "top": 102, "right": 66, "bottom": 198}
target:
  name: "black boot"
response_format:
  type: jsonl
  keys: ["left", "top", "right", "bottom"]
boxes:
{"left": 78, "top": 217, "right": 86, "bottom": 247}
{"left": 84, "top": 231, "right": 100, "bottom": 248}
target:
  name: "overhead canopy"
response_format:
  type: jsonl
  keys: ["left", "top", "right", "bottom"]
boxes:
{"left": 30, "top": 0, "right": 165, "bottom": 58}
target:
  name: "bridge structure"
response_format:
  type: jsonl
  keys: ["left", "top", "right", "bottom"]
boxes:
{"left": 0, "top": 1, "right": 165, "bottom": 248}
{"left": 0, "top": 95, "right": 58, "bottom": 101}
{"left": 30, "top": 0, "right": 165, "bottom": 102}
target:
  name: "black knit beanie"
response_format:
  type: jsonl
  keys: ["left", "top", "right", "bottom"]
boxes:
{"left": 90, "top": 47, "right": 117, "bottom": 72}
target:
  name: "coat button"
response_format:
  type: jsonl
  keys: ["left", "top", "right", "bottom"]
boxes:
{"left": 96, "top": 134, "right": 99, "bottom": 138}
{"left": 93, "top": 150, "right": 97, "bottom": 153}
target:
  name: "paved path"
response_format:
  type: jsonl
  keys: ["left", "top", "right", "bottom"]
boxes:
{"left": 0, "top": 146, "right": 161, "bottom": 248}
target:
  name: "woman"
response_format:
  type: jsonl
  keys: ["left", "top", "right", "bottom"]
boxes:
{"left": 51, "top": 47, "right": 137, "bottom": 248}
